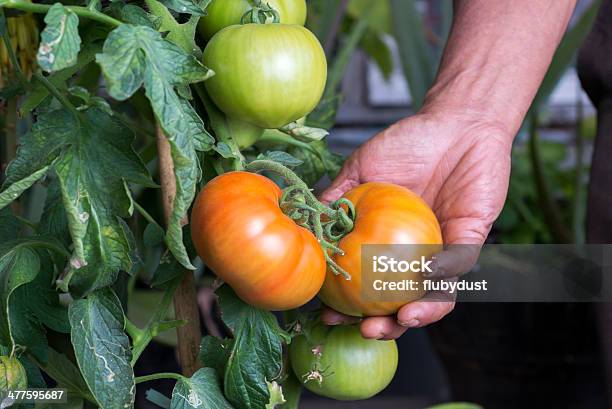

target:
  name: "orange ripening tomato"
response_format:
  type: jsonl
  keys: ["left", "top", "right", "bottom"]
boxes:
{"left": 191, "top": 172, "right": 326, "bottom": 310}
{"left": 318, "top": 182, "right": 443, "bottom": 317}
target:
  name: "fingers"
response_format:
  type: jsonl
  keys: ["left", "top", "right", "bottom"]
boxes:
{"left": 360, "top": 316, "right": 408, "bottom": 340}
{"left": 396, "top": 291, "right": 456, "bottom": 328}
{"left": 425, "top": 243, "right": 482, "bottom": 279}
{"left": 320, "top": 306, "right": 360, "bottom": 326}
{"left": 320, "top": 160, "right": 360, "bottom": 204}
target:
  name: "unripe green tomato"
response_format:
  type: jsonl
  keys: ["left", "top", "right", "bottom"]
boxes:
{"left": 0, "top": 356, "right": 28, "bottom": 390}
{"left": 198, "top": 0, "right": 307, "bottom": 40}
{"left": 227, "top": 117, "right": 264, "bottom": 149}
{"left": 290, "top": 324, "right": 398, "bottom": 400}
{"left": 203, "top": 24, "right": 327, "bottom": 129}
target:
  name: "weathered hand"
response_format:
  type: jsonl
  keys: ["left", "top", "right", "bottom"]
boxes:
{"left": 320, "top": 112, "right": 513, "bottom": 339}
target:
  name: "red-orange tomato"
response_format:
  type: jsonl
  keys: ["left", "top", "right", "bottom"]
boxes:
{"left": 191, "top": 172, "right": 326, "bottom": 310}
{"left": 318, "top": 183, "right": 443, "bottom": 317}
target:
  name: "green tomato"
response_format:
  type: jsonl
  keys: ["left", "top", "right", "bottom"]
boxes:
{"left": 198, "top": 0, "right": 307, "bottom": 40}
{"left": 0, "top": 356, "right": 28, "bottom": 390}
{"left": 227, "top": 117, "right": 264, "bottom": 149}
{"left": 203, "top": 24, "right": 327, "bottom": 129}
{"left": 290, "top": 324, "right": 398, "bottom": 400}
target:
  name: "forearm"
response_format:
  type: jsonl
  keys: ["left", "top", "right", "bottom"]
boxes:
{"left": 422, "top": 0, "right": 576, "bottom": 137}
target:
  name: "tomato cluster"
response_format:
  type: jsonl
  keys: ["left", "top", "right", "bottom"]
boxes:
{"left": 200, "top": 0, "right": 325, "bottom": 146}
{"left": 192, "top": 1, "right": 444, "bottom": 401}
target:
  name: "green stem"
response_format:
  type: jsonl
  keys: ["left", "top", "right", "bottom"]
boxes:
{"left": 33, "top": 72, "right": 82, "bottom": 121}
{"left": 134, "top": 201, "right": 159, "bottom": 228}
{"left": 131, "top": 276, "right": 181, "bottom": 366}
{"left": 135, "top": 372, "right": 183, "bottom": 384}
{"left": 194, "top": 83, "right": 245, "bottom": 170}
{"left": 0, "top": 0, "right": 121, "bottom": 27}
{"left": 125, "top": 318, "right": 144, "bottom": 343}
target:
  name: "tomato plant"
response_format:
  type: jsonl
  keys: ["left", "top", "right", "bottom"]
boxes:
{"left": 191, "top": 171, "right": 326, "bottom": 310}
{"left": 198, "top": 0, "right": 307, "bottom": 40}
{"left": 318, "top": 182, "right": 443, "bottom": 316}
{"left": 0, "top": 0, "right": 403, "bottom": 407}
{"left": 290, "top": 323, "right": 398, "bottom": 400}
{"left": 203, "top": 23, "right": 327, "bottom": 128}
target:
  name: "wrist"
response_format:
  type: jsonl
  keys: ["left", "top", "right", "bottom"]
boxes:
{"left": 419, "top": 70, "right": 522, "bottom": 144}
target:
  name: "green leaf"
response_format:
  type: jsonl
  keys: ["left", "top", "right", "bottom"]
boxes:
{"left": 108, "top": 3, "right": 160, "bottom": 29}
{"left": 36, "top": 348, "right": 93, "bottom": 403}
{"left": 143, "top": 222, "right": 166, "bottom": 248}
{"left": 39, "top": 178, "right": 71, "bottom": 246}
{"left": 289, "top": 140, "right": 344, "bottom": 187}
{"left": 217, "top": 286, "right": 289, "bottom": 409}
{"left": 21, "top": 43, "right": 102, "bottom": 115}
{"left": 199, "top": 335, "right": 230, "bottom": 377}
{"left": 0, "top": 166, "right": 50, "bottom": 209}
{"left": 360, "top": 29, "right": 393, "bottom": 79}
{"left": 37, "top": 3, "right": 82, "bottom": 73}
{"left": 69, "top": 288, "right": 135, "bottom": 409}
{"left": 41, "top": 107, "right": 154, "bottom": 296}
{"left": 0, "top": 207, "right": 21, "bottom": 242}
{"left": 170, "top": 367, "right": 233, "bottom": 409}
{"left": 0, "top": 241, "right": 50, "bottom": 362}
{"left": 97, "top": 24, "right": 214, "bottom": 270}
{"left": 257, "top": 151, "right": 303, "bottom": 168}
{"left": 160, "top": 0, "right": 210, "bottom": 16}
{"left": 389, "top": 0, "right": 435, "bottom": 109}
{"left": 347, "top": 0, "right": 391, "bottom": 33}
{"left": 23, "top": 257, "right": 70, "bottom": 334}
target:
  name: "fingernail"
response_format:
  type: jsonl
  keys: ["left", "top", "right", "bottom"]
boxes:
{"left": 398, "top": 318, "right": 420, "bottom": 328}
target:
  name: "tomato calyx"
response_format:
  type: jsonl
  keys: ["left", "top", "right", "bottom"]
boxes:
{"left": 245, "top": 159, "right": 355, "bottom": 279}
{"left": 241, "top": 0, "right": 281, "bottom": 24}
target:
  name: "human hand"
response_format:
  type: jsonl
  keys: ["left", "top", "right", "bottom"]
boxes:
{"left": 320, "top": 111, "right": 513, "bottom": 339}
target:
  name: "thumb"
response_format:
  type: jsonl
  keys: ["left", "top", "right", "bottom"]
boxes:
{"left": 320, "top": 162, "right": 360, "bottom": 204}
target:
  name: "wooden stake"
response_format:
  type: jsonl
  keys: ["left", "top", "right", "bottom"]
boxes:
{"left": 156, "top": 123, "right": 202, "bottom": 377}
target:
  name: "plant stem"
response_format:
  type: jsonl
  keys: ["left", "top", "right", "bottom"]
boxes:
{"left": 194, "top": 84, "right": 245, "bottom": 171}
{"left": 155, "top": 123, "right": 202, "bottom": 376}
{"left": 135, "top": 372, "right": 183, "bottom": 384}
{"left": 125, "top": 318, "right": 143, "bottom": 342}
{"left": 33, "top": 72, "right": 82, "bottom": 120}
{"left": 0, "top": 0, "right": 122, "bottom": 27}
{"left": 134, "top": 201, "right": 159, "bottom": 228}
{"left": 131, "top": 276, "right": 181, "bottom": 365}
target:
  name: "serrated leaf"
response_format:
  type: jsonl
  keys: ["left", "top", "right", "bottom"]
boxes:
{"left": 97, "top": 24, "right": 215, "bottom": 270}
{"left": 45, "top": 107, "right": 154, "bottom": 296}
{"left": 69, "top": 289, "right": 135, "bottom": 409}
{"left": 217, "top": 286, "right": 289, "bottom": 409}
{"left": 37, "top": 3, "right": 82, "bottom": 72}
{"left": 257, "top": 152, "right": 303, "bottom": 168}
{"left": 170, "top": 368, "right": 233, "bottom": 409}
